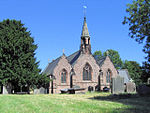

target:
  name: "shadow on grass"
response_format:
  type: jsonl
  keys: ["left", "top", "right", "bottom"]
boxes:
{"left": 89, "top": 93, "right": 150, "bottom": 113}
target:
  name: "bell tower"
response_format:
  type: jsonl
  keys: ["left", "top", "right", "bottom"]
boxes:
{"left": 80, "top": 17, "right": 91, "bottom": 54}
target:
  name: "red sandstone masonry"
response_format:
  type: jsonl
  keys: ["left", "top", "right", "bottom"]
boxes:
{"left": 100, "top": 56, "right": 118, "bottom": 89}
{"left": 73, "top": 53, "right": 100, "bottom": 91}
{"left": 49, "top": 54, "right": 118, "bottom": 93}
{"left": 49, "top": 55, "right": 72, "bottom": 94}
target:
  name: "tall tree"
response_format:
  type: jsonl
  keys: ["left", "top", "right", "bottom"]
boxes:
{"left": 141, "top": 61, "right": 150, "bottom": 83}
{"left": 123, "top": 60, "right": 142, "bottom": 85}
{"left": 104, "top": 49, "right": 123, "bottom": 69}
{"left": 93, "top": 50, "right": 103, "bottom": 61}
{"left": 123, "top": 0, "right": 150, "bottom": 74}
{"left": 0, "top": 19, "right": 48, "bottom": 92}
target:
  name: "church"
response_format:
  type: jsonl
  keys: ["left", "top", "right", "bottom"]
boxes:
{"left": 43, "top": 17, "right": 118, "bottom": 94}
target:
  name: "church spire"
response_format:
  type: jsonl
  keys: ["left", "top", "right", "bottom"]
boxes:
{"left": 80, "top": 16, "right": 91, "bottom": 54}
{"left": 81, "top": 17, "right": 90, "bottom": 38}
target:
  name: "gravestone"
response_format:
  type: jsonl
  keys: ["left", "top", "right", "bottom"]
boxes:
{"left": 95, "top": 85, "right": 100, "bottom": 92}
{"left": 2, "top": 83, "right": 12, "bottom": 94}
{"left": 34, "top": 87, "right": 47, "bottom": 94}
{"left": 126, "top": 82, "right": 136, "bottom": 93}
{"left": 112, "top": 76, "right": 124, "bottom": 94}
{"left": 88, "top": 86, "right": 93, "bottom": 92}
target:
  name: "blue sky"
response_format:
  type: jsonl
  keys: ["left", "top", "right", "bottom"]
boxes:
{"left": 0, "top": 0, "right": 146, "bottom": 71}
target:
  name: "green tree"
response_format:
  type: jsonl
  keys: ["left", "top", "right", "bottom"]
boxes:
{"left": 123, "top": 0, "right": 150, "bottom": 75}
{"left": 0, "top": 19, "right": 49, "bottom": 92}
{"left": 104, "top": 49, "right": 123, "bottom": 69}
{"left": 141, "top": 61, "right": 150, "bottom": 83}
{"left": 123, "top": 60, "right": 142, "bottom": 85}
{"left": 93, "top": 50, "right": 103, "bottom": 60}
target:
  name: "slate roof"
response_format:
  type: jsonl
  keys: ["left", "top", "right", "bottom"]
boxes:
{"left": 81, "top": 17, "right": 90, "bottom": 38}
{"left": 43, "top": 51, "right": 109, "bottom": 75}
{"left": 67, "top": 51, "right": 81, "bottom": 66}
{"left": 43, "top": 51, "right": 81, "bottom": 75}
{"left": 42, "top": 57, "right": 61, "bottom": 75}
{"left": 118, "top": 69, "right": 131, "bottom": 83}
{"left": 95, "top": 56, "right": 106, "bottom": 67}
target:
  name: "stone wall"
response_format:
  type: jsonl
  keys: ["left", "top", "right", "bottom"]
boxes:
{"left": 100, "top": 56, "right": 118, "bottom": 90}
{"left": 50, "top": 55, "right": 72, "bottom": 94}
{"left": 73, "top": 53, "right": 100, "bottom": 92}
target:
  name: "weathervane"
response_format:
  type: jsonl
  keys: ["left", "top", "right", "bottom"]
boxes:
{"left": 83, "top": 5, "right": 87, "bottom": 17}
{"left": 83, "top": 0, "right": 87, "bottom": 17}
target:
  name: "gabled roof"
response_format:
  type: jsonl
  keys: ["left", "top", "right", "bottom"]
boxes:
{"left": 43, "top": 51, "right": 81, "bottom": 75}
{"left": 42, "top": 57, "right": 61, "bottom": 75}
{"left": 67, "top": 51, "right": 81, "bottom": 66}
{"left": 118, "top": 69, "right": 131, "bottom": 83}
{"left": 95, "top": 56, "right": 106, "bottom": 67}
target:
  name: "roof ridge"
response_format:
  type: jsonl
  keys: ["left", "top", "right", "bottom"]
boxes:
{"left": 48, "top": 56, "right": 61, "bottom": 65}
{"left": 67, "top": 50, "right": 81, "bottom": 65}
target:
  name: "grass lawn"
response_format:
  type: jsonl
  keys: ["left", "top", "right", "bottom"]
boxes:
{"left": 0, "top": 92, "right": 150, "bottom": 113}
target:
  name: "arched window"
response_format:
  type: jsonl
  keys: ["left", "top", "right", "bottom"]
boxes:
{"left": 61, "top": 69, "right": 67, "bottom": 83}
{"left": 106, "top": 69, "right": 112, "bottom": 83}
{"left": 83, "top": 63, "right": 92, "bottom": 80}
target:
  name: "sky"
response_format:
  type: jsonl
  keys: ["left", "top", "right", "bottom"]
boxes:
{"left": 0, "top": 0, "right": 146, "bottom": 71}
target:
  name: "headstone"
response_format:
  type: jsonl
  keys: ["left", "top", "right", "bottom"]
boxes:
{"left": 95, "top": 85, "right": 100, "bottom": 91}
{"left": 148, "top": 78, "right": 150, "bottom": 85}
{"left": 112, "top": 76, "right": 124, "bottom": 94}
{"left": 2, "top": 83, "right": 12, "bottom": 94}
{"left": 3, "top": 86, "right": 11, "bottom": 94}
{"left": 126, "top": 82, "right": 136, "bottom": 93}
{"left": 88, "top": 86, "right": 93, "bottom": 92}
{"left": 137, "top": 84, "right": 150, "bottom": 96}
{"left": 34, "top": 87, "right": 47, "bottom": 94}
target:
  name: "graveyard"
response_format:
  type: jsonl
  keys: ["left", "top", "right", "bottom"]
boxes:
{"left": 0, "top": 0, "right": 150, "bottom": 113}
{"left": 0, "top": 92, "right": 150, "bottom": 113}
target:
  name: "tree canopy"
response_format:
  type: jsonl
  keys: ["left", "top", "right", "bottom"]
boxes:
{"left": 93, "top": 49, "right": 123, "bottom": 69}
{"left": 104, "top": 49, "right": 123, "bottom": 69}
{"left": 141, "top": 61, "right": 150, "bottom": 83}
{"left": 123, "top": 0, "right": 150, "bottom": 76}
{"left": 0, "top": 19, "right": 49, "bottom": 92}
{"left": 93, "top": 50, "right": 102, "bottom": 61}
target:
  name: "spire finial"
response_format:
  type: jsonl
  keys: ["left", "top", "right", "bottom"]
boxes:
{"left": 63, "top": 48, "right": 65, "bottom": 54}
{"left": 83, "top": 5, "right": 87, "bottom": 18}
{"left": 48, "top": 58, "right": 50, "bottom": 63}
{"left": 81, "top": 11, "right": 90, "bottom": 37}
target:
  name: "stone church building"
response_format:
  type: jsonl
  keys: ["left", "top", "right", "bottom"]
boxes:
{"left": 43, "top": 17, "right": 118, "bottom": 94}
